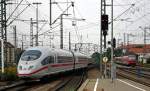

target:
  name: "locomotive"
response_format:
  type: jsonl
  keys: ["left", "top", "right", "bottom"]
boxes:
{"left": 17, "top": 47, "right": 90, "bottom": 79}
{"left": 114, "top": 55, "right": 137, "bottom": 66}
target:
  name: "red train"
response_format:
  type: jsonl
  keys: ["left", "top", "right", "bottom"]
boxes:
{"left": 114, "top": 55, "right": 137, "bottom": 66}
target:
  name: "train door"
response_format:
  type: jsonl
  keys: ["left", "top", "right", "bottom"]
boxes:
{"left": 47, "top": 52, "right": 56, "bottom": 74}
{"left": 52, "top": 52, "right": 58, "bottom": 73}
{"left": 51, "top": 52, "right": 61, "bottom": 73}
{"left": 75, "top": 56, "right": 79, "bottom": 69}
{"left": 70, "top": 51, "right": 76, "bottom": 70}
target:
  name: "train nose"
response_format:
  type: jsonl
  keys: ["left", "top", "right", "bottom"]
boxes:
{"left": 17, "top": 64, "right": 36, "bottom": 77}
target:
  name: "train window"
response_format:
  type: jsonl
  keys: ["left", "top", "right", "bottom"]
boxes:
{"left": 41, "top": 56, "right": 54, "bottom": 65}
{"left": 128, "top": 55, "right": 136, "bottom": 60}
{"left": 41, "top": 57, "right": 49, "bottom": 65}
{"left": 57, "top": 56, "right": 73, "bottom": 63}
{"left": 49, "top": 56, "right": 54, "bottom": 63}
{"left": 21, "top": 50, "right": 41, "bottom": 61}
{"left": 78, "top": 57, "right": 87, "bottom": 62}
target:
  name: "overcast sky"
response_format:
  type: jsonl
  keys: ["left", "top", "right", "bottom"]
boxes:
{"left": 6, "top": 0, "right": 150, "bottom": 50}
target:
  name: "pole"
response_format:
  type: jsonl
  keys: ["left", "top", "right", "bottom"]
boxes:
{"left": 103, "top": 0, "right": 106, "bottom": 49}
{"left": 1, "top": 0, "right": 4, "bottom": 39}
{"left": 75, "top": 43, "right": 77, "bottom": 51}
{"left": 60, "top": 14, "right": 63, "bottom": 49}
{"left": 33, "top": 2, "right": 42, "bottom": 46}
{"left": 21, "top": 35, "right": 24, "bottom": 50}
{"left": 69, "top": 32, "right": 71, "bottom": 50}
{"left": 49, "top": 35, "right": 51, "bottom": 48}
{"left": 144, "top": 28, "right": 146, "bottom": 47}
{"left": 1, "top": 39, "right": 4, "bottom": 73}
{"left": 144, "top": 28, "right": 146, "bottom": 54}
{"left": 100, "top": 0, "right": 103, "bottom": 78}
{"left": 117, "top": 38, "right": 121, "bottom": 47}
{"left": 1, "top": 0, "right": 7, "bottom": 41}
{"left": 36, "top": 4, "right": 38, "bottom": 46}
{"left": 50, "top": 0, "right": 52, "bottom": 26}
{"left": 104, "top": 62, "right": 107, "bottom": 78}
{"left": 124, "top": 33, "right": 126, "bottom": 46}
{"left": 60, "top": 14, "right": 70, "bottom": 49}
{"left": 49, "top": 0, "right": 52, "bottom": 48}
{"left": 13, "top": 26, "right": 17, "bottom": 63}
{"left": 30, "top": 18, "right": 33, "bottom": 47}
{"left": 127, "top": 34, "right": 129, "bottom": 45}
{"left": 13, "top": 26, "right": 17, "bottom": 48}
{"left": 111, "top": 0, "right": 114, "bottom": 82}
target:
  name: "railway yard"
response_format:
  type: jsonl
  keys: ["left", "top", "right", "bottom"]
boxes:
{"left": 1, "top": 0, "right": 150, "bottom": 91}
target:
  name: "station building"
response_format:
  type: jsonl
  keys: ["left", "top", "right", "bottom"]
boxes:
{"left": 0, "top": 41, "right": 22, "bottom": 66}
{"left": 118, "top": 44, "right": 150, "bottom": 64}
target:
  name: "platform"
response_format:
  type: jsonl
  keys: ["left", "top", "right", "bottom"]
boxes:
{"left": 78, "top": 79, "right": 150, "bottom": 91}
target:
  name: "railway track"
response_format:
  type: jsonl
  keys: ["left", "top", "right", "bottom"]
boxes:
{"left": 51, "top": 70, "right": 86, "bottom": 91}
{"left": 0, "top": 80, "right": 45, "bottom": 91}
{"left": 0, "top": 80, "right": 26, "bottom": 91}
{"left": 117, "top": 68, "right": 150, "bottom": 87}
{"left": 0, "top": 69, "right": 87, "bottom": 91}
{"left": 118, "top": 68, "right": 150, "bottom": 79}
{"left": 117, "top": 66, "right": 150, "bottom": 72}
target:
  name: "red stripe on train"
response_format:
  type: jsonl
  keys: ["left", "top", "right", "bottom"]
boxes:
{"left": 50, "top": 63, "right": 73, "bottom": 67}
{"left": 18, "top": 62, "right": 87, "bottom": 76}
{"left": 18, "top": 66, "right": 48, "bottom": 76}
{"left": 50, "top": 62, "right": 87, "bottom": 67}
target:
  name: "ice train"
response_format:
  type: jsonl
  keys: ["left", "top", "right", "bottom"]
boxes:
{"left": 17, "top": 47, "right": 90, "bottom": 79}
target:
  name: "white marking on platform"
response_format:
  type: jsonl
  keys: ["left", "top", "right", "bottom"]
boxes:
{"left": 94, "top": 78, "right": 99, "bottom": 91}
{"left": 117, "top": 79, "right": 146, "bottom": 91}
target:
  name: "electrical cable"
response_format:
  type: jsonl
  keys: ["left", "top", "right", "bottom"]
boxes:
{"left": 7, "top": 4, "right": 30, "bottom": 26}
{"left": 7, "top": 0, "right": 24, "bottom": 22}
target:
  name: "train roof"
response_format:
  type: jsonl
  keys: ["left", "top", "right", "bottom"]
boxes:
{"left": 74, "top": 52, "right": 91, "bottom": 58}
{"left": 24, "top": 46, "right": 90, "bottom": 58}
{"left": 25, "top": 46, "right": 71, "bottom": 55}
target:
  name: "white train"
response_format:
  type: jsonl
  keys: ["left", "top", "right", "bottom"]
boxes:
{"left": 17, "top": 47, "right": 90, "bottom": 79}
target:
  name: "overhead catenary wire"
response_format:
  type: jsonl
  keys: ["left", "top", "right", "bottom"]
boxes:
{"left": 38, "top": 24, "right": 60, "bottom": 36}
{"left": 9, "top": 0, "right": 150, "bottom": 48}
{"left": 7, "top": 4, "right": 30, "bottom": 26}
{"left": 8, "top": 0, "right": 86, "bottom": 45}
{"left": 7, "top": 0, "right": 24, "bottom": 22}
{"left": 113, "top": 0, "right": 150, "bottom": 44}
{"left": 7, "top": 0, "right": 49, "bottom": 31}
{"left": 120, "top": 0, "right": 150, "bottom": 30}
{"left": 51, "top": 3, "right": 73, "bottom": 25}
{"left": 113, "top": 0, "right": 149, "bottom": 30}
{"left": 7, "top": 0, "right": 50, "bottom": 34}
{"left": 109, "top": 4, "right": 135, "bottom": 24}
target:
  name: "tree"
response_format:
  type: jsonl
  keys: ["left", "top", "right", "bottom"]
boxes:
{"left": 114, "top": 48, "right": 123, "bottom": 57}
{"left": 91, "top": 52, "right": 100, "bottom": 64}
{"left": 106, "top": 47, "right": 111, "bottom": 61}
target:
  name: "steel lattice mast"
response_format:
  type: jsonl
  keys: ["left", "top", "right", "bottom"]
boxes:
{"left": 0, "top": 0, "right": 7, "bottom": 41}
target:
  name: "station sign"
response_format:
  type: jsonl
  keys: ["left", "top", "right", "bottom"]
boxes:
{"left": 103, "top": 57, "right": 108, "bottom": 63}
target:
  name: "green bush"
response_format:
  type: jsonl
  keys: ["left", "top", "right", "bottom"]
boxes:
{"left": 0, "top": 66, "right": 18, "bottom": 81}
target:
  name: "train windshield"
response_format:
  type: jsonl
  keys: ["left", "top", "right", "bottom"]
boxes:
{"left": 21, "top": 50, "right": 42, "bottom": 61}
{"left": 128, "top": 55, "right": 136, "bottom": 60}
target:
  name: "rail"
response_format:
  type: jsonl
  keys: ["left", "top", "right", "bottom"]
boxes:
{"left": 117, "top": 68, "right": 150, "bottom": 87}
{"left": 51, "top": 70, "right": 86, "bottom": 91}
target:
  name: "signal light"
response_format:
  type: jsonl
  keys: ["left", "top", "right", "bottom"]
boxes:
{"left": 101, "top": 15, "right": 108, "bottom": 30}
{"left": 103, "top": 30, "right": 107, "bottom": 36}
{"left": 113, "top": 38, "right": 116, "bottom": 48}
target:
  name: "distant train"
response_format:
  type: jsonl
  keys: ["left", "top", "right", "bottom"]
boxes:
{"left": 17, "top": 47, "right": 91, "bottom": 79}
{"left": 114, "top": 55, "right": 137, "bottom": 66}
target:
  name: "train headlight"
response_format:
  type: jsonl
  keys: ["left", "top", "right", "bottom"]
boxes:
{"left": 28, "top": 65, "right": 34, "bottom": 70}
